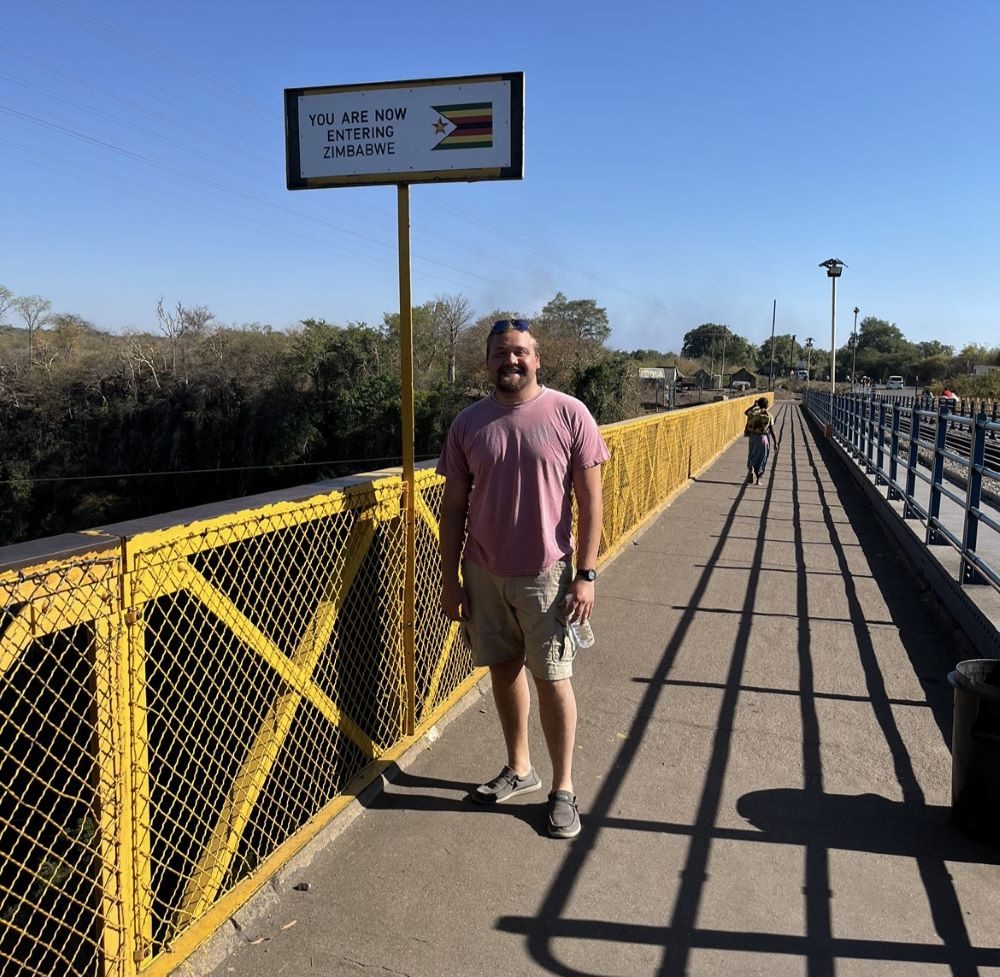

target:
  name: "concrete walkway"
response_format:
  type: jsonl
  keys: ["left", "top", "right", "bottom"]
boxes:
{"left": 198, "top": 401, "right": 1000, "bottom": 977}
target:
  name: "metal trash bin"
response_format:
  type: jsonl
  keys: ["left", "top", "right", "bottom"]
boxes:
{"left": 948, "top": 659, "right": 1000, "bottom": 846}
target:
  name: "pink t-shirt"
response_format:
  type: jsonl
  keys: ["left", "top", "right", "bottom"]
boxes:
{"left": 436, "top": 387, "right": 610, "bottom": 576}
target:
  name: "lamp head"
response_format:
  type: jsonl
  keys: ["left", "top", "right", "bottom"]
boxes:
{"left": 819, "top": 258, "right": 846, "bottom": 278}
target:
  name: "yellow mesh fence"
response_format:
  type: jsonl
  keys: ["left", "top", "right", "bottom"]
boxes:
{"left": 0, "top": 395, "right": 759, "bottom": 977}
{"left": 0, "top": 547, "right": 127, "bottom": 977}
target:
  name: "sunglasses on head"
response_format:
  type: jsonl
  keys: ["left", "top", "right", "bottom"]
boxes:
{"left": 491, "top": 318, "right": 531, "bottom": 334}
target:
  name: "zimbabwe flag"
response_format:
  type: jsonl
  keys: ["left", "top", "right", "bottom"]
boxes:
{"left": 431, "top": 102, "right": 493, "bottom": 150}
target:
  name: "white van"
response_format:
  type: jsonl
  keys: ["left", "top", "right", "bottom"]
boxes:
{"left": 886, "top": 376, "right": 904, "bottom": 389}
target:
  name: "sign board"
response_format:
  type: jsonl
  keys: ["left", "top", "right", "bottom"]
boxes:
{"left": 638, "top": 368, "right": 666, "bottom": 380}
{"left": 285, "top": 72, "right": 524, "bottom": 190}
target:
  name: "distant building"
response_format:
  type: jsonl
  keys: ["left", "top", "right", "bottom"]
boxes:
{"left": 637, "top": 365, "right": 682, "bottom": 410}
{"left": 973, "top": 364, "right": 1000, "bottom": 376}
{"left": 728, "top": 368, "right": 757, "bottom": 388}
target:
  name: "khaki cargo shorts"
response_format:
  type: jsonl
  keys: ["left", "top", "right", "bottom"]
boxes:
{"left": 461, "top": 558, "right": 575, "bottom": 681}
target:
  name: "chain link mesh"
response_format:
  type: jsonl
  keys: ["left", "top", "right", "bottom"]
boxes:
{"left": 0, "top": 550, "right": 126, "bottom": 977}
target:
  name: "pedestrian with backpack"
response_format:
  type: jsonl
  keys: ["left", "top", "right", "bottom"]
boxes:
{"left": 743, "top": 397, "right": 775, "bottom": 485}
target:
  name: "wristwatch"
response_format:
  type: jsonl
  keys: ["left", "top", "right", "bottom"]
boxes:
{"left": 575, "top": 568, "right": 597, "bottom": 582}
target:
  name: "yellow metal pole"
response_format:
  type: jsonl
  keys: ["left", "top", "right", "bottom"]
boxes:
{"left": 397, "top": 183, "right": 417, "bottom": 737}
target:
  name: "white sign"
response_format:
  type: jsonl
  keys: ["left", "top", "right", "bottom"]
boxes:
{"left": 285, "top": 72, "right": 524, "bottom": 189}
{"left": 638, "top": 368, "right": 666, "bottom": 380}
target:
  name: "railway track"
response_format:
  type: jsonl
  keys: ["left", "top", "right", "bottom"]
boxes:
{"left": 853, "top": 396, "right": 1000, "bottom": 505}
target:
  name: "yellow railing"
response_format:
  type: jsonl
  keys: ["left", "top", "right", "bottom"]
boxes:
{"left": 0, "top": 395, "right": 762, "bottom": 976}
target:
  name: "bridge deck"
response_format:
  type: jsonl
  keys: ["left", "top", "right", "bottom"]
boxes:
{"left": 197, "top": 401, "right": 1000, "bottom": 977}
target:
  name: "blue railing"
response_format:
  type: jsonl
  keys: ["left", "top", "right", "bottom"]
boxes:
{"left": 806, "top": 390, "right": 1000, "bottom": 591}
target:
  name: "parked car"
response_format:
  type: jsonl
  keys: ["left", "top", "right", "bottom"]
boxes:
{"left": 886, "top": 375, "right": 904, "bottom": 390}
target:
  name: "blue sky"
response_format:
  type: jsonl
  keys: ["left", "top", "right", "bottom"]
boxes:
{"left": 3, "top": 0, "right": 998, "bottom": 355}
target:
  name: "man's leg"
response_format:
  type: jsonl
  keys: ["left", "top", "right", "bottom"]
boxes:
{"left": 533, "top": 676, "right": 577, "bottom": 793}
{"left": 490, "top": 657, "right": 533, "bottom": 776}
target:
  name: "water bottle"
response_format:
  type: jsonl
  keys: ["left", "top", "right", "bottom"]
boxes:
{"left": 568, "top": 617, "right": 595, "bottom": 649}
{"left": 561, "top": 596, "right": 595, "bottom": 648}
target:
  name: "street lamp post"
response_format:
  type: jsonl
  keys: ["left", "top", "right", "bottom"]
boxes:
{"left": 819, "top": 258, "right": 847, "bottom": 398}
{"left": 851, "top": 306, "right": 860, "bottom": 393}
{"left": 805, "top": 337, "right": 814, "bottom": 393}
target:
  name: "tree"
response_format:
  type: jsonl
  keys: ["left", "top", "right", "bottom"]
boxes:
{"left": 0, "top": 284, "right": 14, "bottom": 328}
{"left": 431, "top": 294, "right": 473, "bottom": 383}
{"left": 571, "top": 354, "right": 636, "bottom": 423}
{"left": 117, "top": 329, "right": 163, "bottom": 397}
{"left": 415, "top": 381, "right": 474, "bottom": 456}
{"left": 156, "top": 299, "right": 182, "bottom": 374}
{"left": 758, "top": 333, "right": 816, "bottom": 377}
{"left": 916, "top": 340, "right": 954, "bottom": 358}
{"left": 954, "top": 343, "right": 994, "bottom": 374}
{"left": 721, "top": 334, "right": 757, "bottom": 370}
{"left": 178, "top": 304, "right": 214, "bottom": 380}
{"left": 534, "top": 293, "right": 611, "bottom": 384}
{"left": 48, "top": 313, "right": 94, "bottom": 362}
{"left": 913, "top": 354, "right": 950, "bottom": 383}
{"left": 156, "top": 300, "right": 214, "bottom": 380}
{"left": 856, "top": 317, "right": 907, "bottom": 354}
{"left": 681, "top": 323, "right": 727, "bottom": 360}
{"left": 679, "top": 323, "right": 755, "bottom": 373}
{"left": 849, "top": 317, "right": 917, "bottom": 382}
{"left": 291, "top": 320, "right": 389, "bottom": 398}
{"left": 14, "top": 294, "right": 51, "bottom": 367}
{"left": 0, "top": 461, "right": 32, "bottom": 545}
{"left": 382, "top": 302, "right": 452, "bottom": 389}
{"left": 537, "top": 292, "right": 610, "bottom": 345}
{"left": 627, "top": 348, "right": 675, "bottom": 362}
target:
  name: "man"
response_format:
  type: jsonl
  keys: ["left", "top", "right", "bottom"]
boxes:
{"left": 437, "top": 318, "right": 609, "bottom": 839}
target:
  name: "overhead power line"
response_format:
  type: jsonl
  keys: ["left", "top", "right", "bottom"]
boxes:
{"left": 0, "top": 455, "right": 441, "bottom": 487}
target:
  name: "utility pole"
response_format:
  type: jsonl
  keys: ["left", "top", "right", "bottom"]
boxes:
{"left": 788, "top": 334, "right": 796, "bottom": 378}
{"left": 769, "top": 299, "right": 776, "bottom": 391}
{"left": 851, "top": 306, "right": 860, "bottom": 393}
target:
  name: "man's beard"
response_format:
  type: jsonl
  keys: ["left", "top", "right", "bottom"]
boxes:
{"left": 495, "top": 368, "right": 529, "bottom": 393}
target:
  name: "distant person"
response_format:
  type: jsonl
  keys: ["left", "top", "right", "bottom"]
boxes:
{"left": 437, "top": 318, "right": 609, "bottom": 839}
{"left": 744, "top": 397, "right": 775, "bottom": 485}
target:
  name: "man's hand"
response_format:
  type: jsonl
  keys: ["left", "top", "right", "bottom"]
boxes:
{"left": 441, "top": 578, "right": 469, "bottom": 622}
{"left": 561, "top": 579, "right": 595, "bottom": 624}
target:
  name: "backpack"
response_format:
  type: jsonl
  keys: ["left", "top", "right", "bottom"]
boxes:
{"left": 745, "top": 409, "right": 770, "bottom": 436}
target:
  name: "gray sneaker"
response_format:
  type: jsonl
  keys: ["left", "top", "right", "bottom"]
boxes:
{"left": 472, "top": 765, "right": 541, "bottom": 804}
{"left": 547, "top": 790, "right": 581, "bottom": 839}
